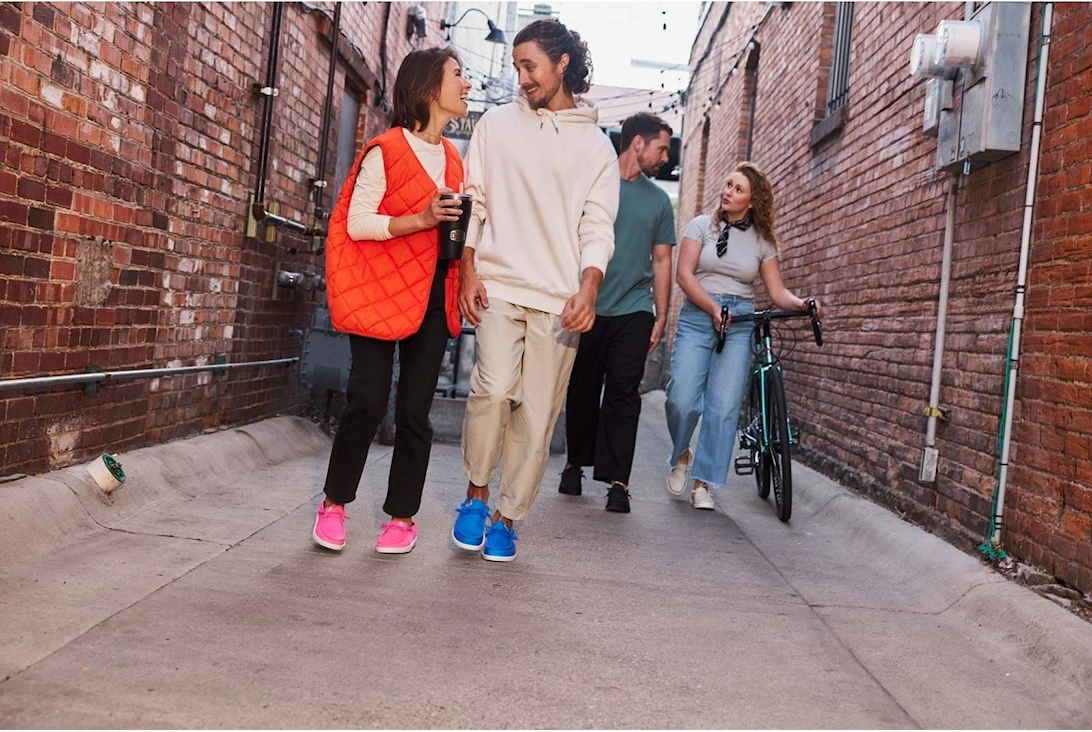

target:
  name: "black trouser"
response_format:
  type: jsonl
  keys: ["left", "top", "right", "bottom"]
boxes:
{"left": 322, "top": 263, "right": 449, "bottom": 517}
{"left": 564, "top": 310, "right": 655, "bottom": 486}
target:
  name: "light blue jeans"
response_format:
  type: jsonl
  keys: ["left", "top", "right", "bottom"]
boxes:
{"left": 665, "top": 295, "right": 754, "bottom": 488}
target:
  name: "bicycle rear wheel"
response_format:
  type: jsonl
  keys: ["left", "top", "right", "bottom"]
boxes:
{"left": 748, "top": 375, "right": 770, "bottom": 498}
{"left": 766, "top": 367, "right": 792, "bottom": 522}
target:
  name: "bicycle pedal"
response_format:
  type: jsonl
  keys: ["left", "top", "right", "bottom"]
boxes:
{"left": 734, "top": 456, "right": 754, "bottom": 475}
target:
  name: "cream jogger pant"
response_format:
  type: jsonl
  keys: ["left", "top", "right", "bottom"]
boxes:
{"left": 461, "top": 299, "right": 579, "bottom": 521}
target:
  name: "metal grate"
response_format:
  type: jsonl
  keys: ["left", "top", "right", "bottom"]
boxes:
{"left": 825, "top": 2, "right": 854, "bottom": 116}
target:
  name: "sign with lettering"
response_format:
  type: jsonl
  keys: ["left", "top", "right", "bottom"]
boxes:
{"left": 443, "top": 111, "right": 484, "bottom": 140}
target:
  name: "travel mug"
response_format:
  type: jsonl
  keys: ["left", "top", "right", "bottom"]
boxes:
{"left": 438, "top": 192, "right": 473, "bottom": 260}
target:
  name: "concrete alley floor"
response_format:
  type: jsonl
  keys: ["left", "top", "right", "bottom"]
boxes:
{"left": 1, "top": 393, "right": 1091, "bottom": 728}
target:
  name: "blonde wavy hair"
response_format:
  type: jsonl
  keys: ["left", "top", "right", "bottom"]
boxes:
{"left": 708, "top": 161, "right": 778, "bottom": 251}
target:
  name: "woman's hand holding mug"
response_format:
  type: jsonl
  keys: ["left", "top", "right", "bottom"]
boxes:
{"left": 419, "top": 187, "right": 463, "bottom": 229}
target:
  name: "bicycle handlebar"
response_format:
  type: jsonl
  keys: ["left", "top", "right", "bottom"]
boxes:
{"left": 715, "top": 299, "right": 823, "bottom": 353}
{"left": 715, "top": 304, "right": 731, "bottom": 353}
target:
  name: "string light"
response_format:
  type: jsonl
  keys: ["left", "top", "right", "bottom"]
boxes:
{"left": 696, "top": 5, "right": 776, "bottom": 113}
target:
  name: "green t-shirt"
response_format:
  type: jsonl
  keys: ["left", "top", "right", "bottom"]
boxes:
{"left": 596, "top": 175, "right": 677, "bottom": 317}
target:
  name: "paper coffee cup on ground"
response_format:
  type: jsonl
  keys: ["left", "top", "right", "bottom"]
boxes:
{"left": 87, "top": 453, "right": 126, "bottom": 494}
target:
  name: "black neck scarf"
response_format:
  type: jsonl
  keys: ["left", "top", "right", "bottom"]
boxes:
{"left": 716, "top": 213, "right": 752, "bottom": 257}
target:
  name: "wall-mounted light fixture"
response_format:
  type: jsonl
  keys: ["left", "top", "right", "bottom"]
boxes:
{"left": 440, "top": 7, "right": 507, "bottom": 45}
{"left": 407, "top": 5, "right": 427, "bottom": 40}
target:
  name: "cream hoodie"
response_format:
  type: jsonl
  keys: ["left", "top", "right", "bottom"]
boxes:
{"left": 464, "top": 96, "right": 619, "bottom": 315}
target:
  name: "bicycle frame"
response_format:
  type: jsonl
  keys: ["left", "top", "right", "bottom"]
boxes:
{"left": 741, "top": 320, "right": 789, "bottom": 457}
{"left": 726, "top": 300, "right": 822, "bottom": 521}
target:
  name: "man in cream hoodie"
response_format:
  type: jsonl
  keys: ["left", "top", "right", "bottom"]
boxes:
{"left": 451, "top": 19, "right": 620, "bottom": 562}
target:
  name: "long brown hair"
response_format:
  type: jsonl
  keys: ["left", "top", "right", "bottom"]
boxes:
{"left": 708, "top": 161, "right": 778, "bottom": 250}
{"left": 513, "top": 19, "right": 592, "bottom": 95}
{"left": 389, "top": 47, "right": 461, "bottom": 131}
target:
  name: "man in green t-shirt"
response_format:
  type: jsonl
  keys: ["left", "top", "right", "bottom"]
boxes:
{"left": 559, "top": 113, "right": 677, "bottom": 513}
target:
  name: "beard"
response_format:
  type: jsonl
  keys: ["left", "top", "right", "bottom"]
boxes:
{"left": 641, "top": 162, "right": 664, "bottom": 177}
{"left": 523, "top": 77, "right": 565, "bottom": 110}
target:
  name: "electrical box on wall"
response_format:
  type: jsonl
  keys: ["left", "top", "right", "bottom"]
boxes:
{"left": 934, "top": 2, "right": 1031, "bottom": 172}
{"left": 923, "top": 78, "right": 954, "bottom": 138}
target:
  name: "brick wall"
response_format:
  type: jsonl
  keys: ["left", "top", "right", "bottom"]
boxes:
{"left": 676, "top": 2, "right": 1092, "bottom": 592}
{"left": 0, "top": 2, "right": 447, "bottom": 475}
{"left": 1007, "top": 1, "right": 1092, "bottom": 590}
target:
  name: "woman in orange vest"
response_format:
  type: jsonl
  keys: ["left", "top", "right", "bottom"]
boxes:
{"left": 314, "top": 47, "right": 471, "bottom": 555}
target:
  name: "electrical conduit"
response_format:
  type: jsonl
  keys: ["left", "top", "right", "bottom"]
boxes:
{"left": 982, "top": 2, "right": 1053, "bottom": 559}
{"left": 924, "top": 173, "right": 959, "bottom": 467}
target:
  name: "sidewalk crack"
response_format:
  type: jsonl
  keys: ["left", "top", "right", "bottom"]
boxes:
{"left": 809, "top": 580, "right": 998, "bottom": 616}
{"left": 740, "top": 529, "right": 923, "bottom": 728}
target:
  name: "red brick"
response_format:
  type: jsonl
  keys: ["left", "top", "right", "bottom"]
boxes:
{"left": 19, "top": 160, "right": 53, "bottom": 192}
{"left": 28, "top": 207, "right": 54, "bottom": 230}
{"left": 0, "top": 3, "right": 21, "bottom": 34}
{"left": 0, "top": 200, "right": 29, "bottom": 225}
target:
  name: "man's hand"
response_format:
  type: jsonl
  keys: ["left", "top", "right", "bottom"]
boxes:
{"left": 458, "top": 250, "right": 489, "bottom": 327}
{"left": 560, "top": 268, "right": 603, "bottom": 333}
{"left": 648, "top": 316, "right": 666, "bottom": 354}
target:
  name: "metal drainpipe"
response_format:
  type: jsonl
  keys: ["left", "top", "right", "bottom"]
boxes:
{"left": 311, "top": 2, "right": 342, "bottom": 236}
{"left": 251, "top": 3, "right": 310, "bottom": 234}
{"left": 377, "top": 1, "right": 392, "bottom": 107}
{"left": 921, "top": 173, "right": 959, "bottom": 481}
{"left": 254, "top": 2, "right": 283, "bottom": 206}
{"left": 0, "top": 359, "right": 299, "bottom": 393}
{"left": 988, "top": 2, "right": 1053, "bottom": 551}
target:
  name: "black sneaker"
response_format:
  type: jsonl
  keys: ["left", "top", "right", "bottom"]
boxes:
{"left": 559, "top": 464, "right": 583, "bottom": 495}
{"left": 605, "top": 483, "right": 631, "bottom": 513}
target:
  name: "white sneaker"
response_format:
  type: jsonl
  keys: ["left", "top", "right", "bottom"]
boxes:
{"left": 667, "top": 450, "right": 691, "bottom": 496}
{"left": 690, "top": 485, "right": 715, "bottom": 510}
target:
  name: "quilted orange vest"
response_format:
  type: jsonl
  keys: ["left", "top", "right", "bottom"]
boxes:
{"left": 325, "top": 127, "right": 463, "bottom": 340}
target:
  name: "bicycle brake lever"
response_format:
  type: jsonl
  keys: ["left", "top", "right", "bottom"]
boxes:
{"left": 807, "top": 298, "right": 823, "bottom": 347}
{"left": 715, "top": 303, "right": 730, "bottom": 354}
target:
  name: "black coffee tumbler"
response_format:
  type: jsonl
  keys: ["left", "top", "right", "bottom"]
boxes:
{"left": 438, "top": 192, "right": 473, "bottom": 260}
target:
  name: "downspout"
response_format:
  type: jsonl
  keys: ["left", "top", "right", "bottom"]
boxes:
{"left": 376, "top": 1, "right": 393, "bottom": 110}
{"left": 309, "top": 1, "right": 342, "bottom": 252}
{"left": 921, "top": 173, "right": 958, "bottom": 482}
{"left": 251, "top": 3, "right": 312, "bottom": 235}
{"left": 982, "top": 2, "right": 1053, "bottom": 559}
{"left": 253, "top": 2, "right": 282, "bottom": 209}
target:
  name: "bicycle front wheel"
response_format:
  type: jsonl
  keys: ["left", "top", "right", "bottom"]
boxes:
{"left": 766, "top": 367, "right": 793, "bottom": 522}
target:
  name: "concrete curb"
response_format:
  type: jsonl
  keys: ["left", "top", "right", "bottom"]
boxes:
{"left": 0, "top": 416, "right": 330, "bottom": 572}
{"left": 642, "top": 389, "right": 990, "bottom": 605}
{"left": 640, "top": 389, "right": 1092, "bottom": 698}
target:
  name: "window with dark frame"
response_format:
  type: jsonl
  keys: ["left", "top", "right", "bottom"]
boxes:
{"left": 825, "top": 2, "right": 854, "bottom": 117}
{"left": 330, "top": 86, "right": 363, "bottom": 209}
{"left": 743, "top": 42, "right": 760, "bottom": 161}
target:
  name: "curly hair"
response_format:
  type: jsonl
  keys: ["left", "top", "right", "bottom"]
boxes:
{"left": 513, "top": 19, "right": 593, "bottom": 95}
{"left": 709, "top": 161, "right": 778, "bottom": 250}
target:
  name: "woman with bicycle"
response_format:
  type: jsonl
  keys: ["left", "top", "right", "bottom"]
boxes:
{"left": 665, "top": 162, "right": 820, "bottom": 509}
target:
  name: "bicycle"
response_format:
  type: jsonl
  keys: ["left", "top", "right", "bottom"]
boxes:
{"left": 716, "top": 299, "right": 823, "bottom": 522}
